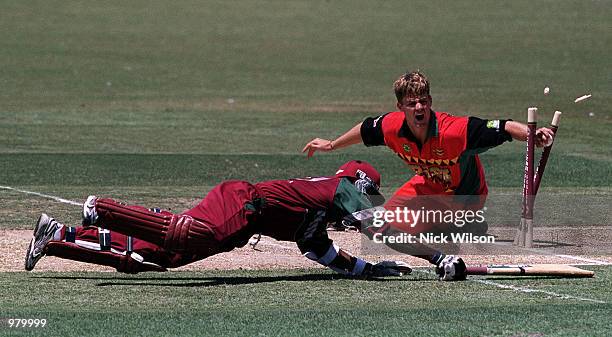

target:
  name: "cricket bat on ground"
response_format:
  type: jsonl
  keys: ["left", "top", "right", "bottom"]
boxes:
{"left": 466, "top": 264, "right": 594, "bottom": 278}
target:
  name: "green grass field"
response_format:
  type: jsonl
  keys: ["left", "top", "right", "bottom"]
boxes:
{"left": 1, "top": 0, "right": 611, "bottom": 336}
{"left": 0, "top": 268, "right": 611, "bottom": 337}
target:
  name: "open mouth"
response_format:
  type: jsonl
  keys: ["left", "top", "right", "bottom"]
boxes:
{"left": 415, "top": 113, "right": 425, "bottom": 122}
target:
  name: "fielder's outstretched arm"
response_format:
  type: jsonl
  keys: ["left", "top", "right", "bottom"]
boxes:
{"left": 302, "top": 122, "right": 363, "bottom": 157}
{"left": 505, "top": 121, "right": 554, "bottom": 147}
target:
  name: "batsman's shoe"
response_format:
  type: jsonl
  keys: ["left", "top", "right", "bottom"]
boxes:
{"left": 24, "top": 214, "right": 61, "bottom": 271}
{"left": 82, "top": 195, "right": 98, "bottom": 226}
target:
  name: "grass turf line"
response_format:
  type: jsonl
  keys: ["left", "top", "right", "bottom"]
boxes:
{"left": 1, "top": 267, "right": 611, "bottom": 337}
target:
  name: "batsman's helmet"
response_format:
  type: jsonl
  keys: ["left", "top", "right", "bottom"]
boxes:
{"left": 335, "top": 160, "right": 381, "bottom": 188}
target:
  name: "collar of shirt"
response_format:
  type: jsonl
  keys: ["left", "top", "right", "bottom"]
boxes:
{"left": 397, "top": 109, "right": 439, "bottom": 144}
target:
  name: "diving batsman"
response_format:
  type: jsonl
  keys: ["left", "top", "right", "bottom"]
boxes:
{"left": 26, "top": 161, "right": 465, "bottom": 278}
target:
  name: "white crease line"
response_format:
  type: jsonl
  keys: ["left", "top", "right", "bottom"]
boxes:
{"left": 0, "top": 185, "right": 82, "bottom": 206}
{"left": 552, "top": 255, "right": 611, "bottom": 265}
{"left": 494, "top": 240, "right": 611, "bottom": 266}
{"left": 474, "top": 279, "right": 606, "bottom": 304}
{"left": 566, "top": 262, "right": 612, "bottom": 266}
{"left": 414, "top": 269, "right": 606, "bottom": 304}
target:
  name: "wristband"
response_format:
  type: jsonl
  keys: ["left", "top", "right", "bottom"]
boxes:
{"left": 353, "top": 259, "right": 370, "bottom": 276}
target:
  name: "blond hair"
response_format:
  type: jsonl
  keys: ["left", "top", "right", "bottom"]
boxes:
{"left": 393, "top": 71, "right": 430, "bottom": 102}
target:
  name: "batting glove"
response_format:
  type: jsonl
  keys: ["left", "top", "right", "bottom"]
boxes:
{"left": 435, "top": 255, "right": 467, "bottom": 281}
{"left": 365, "top": 260, "right": 412, "bottom": 277}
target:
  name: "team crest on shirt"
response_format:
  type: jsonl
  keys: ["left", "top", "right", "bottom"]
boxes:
{"left": 433, "top": 148, "right": 445, "bottom": 157}
{"left": 403, "top": 144, "right": 411, "bottom": 153}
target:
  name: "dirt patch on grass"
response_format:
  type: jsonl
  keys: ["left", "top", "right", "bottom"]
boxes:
{"left": 3, "top": 229, "right": 611, "bottom": 273}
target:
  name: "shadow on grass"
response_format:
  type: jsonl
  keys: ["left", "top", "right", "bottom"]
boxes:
{"left": 34, "top": 273, "right": 433, "bottom": 287}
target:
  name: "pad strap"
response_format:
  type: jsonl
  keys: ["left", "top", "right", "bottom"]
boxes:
{"left": 126, "top": 236, "right": 133, "bottom": 253}
{"left": 45, "top": 241, "right": 166, "bottom": 273}
{"left": 65, "top": 227, "right": 76, "bottom": 243}
{"left": 351, "top": 258, "right": 367, "bottom": 275}
{"left": 98, "top": 228, "right": 111, "bottom": 251}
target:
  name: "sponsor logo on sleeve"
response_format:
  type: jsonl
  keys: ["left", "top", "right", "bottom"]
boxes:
{"left": 486, "top": 120, "right": 500, "bottom": 130}
{"left": 373, "top": 115, "right": 383, "bottom": 127}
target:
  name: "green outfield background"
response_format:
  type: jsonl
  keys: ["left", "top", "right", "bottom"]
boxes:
{"left": 1, "top": 1, "right": 611, "bottom": 336}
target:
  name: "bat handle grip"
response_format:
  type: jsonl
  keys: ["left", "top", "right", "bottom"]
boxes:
{"left": 465, "top": 266, "right": 488, "bottom": 275}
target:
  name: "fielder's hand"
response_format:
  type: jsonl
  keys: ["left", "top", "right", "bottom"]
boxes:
{"left": 436, "top": 255, "right": 467, "bottom": 281}
{"left": 302, "top": 138, "right": 333, "bottom": 158}
{"left": 367, "top": 260, "right": 412, "bottom": 277}
{"left": 535, "top": 127, "right": 554, "bottom": 148}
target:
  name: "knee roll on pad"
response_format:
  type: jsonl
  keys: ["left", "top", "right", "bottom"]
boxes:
{"left": 165, "top": 215, "right": 217, "bottom": 255}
